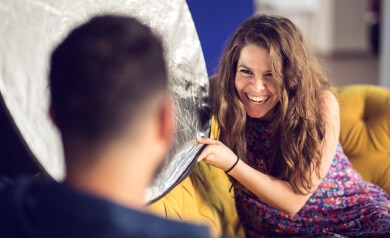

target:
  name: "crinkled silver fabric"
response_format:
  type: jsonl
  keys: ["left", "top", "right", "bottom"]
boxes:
{"left": 0, "top": 0, "right": 210, "bottom": 203}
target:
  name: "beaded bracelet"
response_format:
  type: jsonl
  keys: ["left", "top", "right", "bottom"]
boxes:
{"left": 225, "top": 156, "right": 240, "bottom": 174}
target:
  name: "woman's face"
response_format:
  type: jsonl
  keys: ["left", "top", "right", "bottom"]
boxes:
{"left": 235, "top": 44, "right": 278, "bottom": 120}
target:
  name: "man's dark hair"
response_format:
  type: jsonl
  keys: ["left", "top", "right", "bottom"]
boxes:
{"left": 49, "top": 15, "right": 167, "bottom": 145}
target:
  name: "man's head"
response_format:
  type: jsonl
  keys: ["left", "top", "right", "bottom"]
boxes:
{"left": 49, "top": 15, "right": 172, "bottom": 175}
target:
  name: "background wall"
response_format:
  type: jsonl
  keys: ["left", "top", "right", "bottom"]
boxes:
{"left": 257, "top": 0, "right": 389, "bottom": 87}
{"left": 257, "top": 0, "right": 370, "bottom": 56}
{"left": 380, "top": 0, "right": 390, "bottom": 87}
{"left": 186, "top": 0, "right": 254, "bottom": 76}
{"left": 332, "top": 0, "right": 369, "bottom": 55}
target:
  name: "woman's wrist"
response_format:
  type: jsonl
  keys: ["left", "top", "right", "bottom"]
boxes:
{"left": 225, "top": 156, "right": 240, "bottom": 174}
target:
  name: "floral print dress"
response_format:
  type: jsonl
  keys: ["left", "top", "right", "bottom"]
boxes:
{"left": 233, "top": 117, "right": 390, "bottom": 237}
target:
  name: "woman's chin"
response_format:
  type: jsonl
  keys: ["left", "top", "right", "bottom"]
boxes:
{"left": 246, "top": 111, "right": 266, "bottom": 119}
{"left": 246, "top": 108, "right": 274, "bottom": 120}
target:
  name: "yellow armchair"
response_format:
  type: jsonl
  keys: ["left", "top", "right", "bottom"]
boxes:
{"left": 148, "top": 84, "right": 390, "bottom": 237}
{"left": 337, "top": 85, "right": 390, "bottom": 195}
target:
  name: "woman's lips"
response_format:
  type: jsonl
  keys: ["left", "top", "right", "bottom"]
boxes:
{"left": 246, "top": 93, "right": 270, "bottom": 104}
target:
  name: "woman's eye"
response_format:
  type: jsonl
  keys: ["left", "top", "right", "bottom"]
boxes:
{"left": 264, "top": 72, "right": 273, "bottom": 77}
{"left": 240, "top": 69, "right": 252, "bottom": 75}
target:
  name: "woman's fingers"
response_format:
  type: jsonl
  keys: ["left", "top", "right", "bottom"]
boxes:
{"left": 196, "top": 139, "right": 237, "bottom": 171}
{"left": 197, "top": 152, "right": 212, "bottom": 162}
{"left": 197, "top": 142, "right": 216, "bottom": 162}
{"left": 197, "top": 146, "right": 210, "bottom": 162}
{"left": 196, "top": 137, "right": 218, "bottom": 161}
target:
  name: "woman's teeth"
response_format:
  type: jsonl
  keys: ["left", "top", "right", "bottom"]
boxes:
{"left": 247, "top": 94, "right": 269, "bottom": 104}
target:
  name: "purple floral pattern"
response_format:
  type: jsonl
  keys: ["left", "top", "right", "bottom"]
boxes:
{"left": 233, "top": 117, "right": 390, "bottom": 237}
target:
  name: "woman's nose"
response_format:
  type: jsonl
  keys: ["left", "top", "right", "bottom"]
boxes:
{"left": 252, "top": 77, "right": 266, "bottom": 91}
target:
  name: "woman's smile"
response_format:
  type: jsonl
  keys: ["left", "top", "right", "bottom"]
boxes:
{"left": 246, "top": 93, "right": 270, "bottom": 104}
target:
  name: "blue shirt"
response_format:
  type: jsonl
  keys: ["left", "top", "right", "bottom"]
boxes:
{"left": 0, "top": 177, "right": 210, "bottom": 238}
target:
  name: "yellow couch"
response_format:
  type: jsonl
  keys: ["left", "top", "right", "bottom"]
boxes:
{"left": 148, "top": 84, "right": 390, "bottom": 237}
{"left": 337, "top": 85, "right": 390, "bottom": 195}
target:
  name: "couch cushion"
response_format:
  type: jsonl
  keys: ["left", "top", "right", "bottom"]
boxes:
{"left": 337, "top": 85, "right": 390, "bottom": 194}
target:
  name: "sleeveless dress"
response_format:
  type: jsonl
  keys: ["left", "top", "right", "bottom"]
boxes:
{"left": 233, "top": 117, "right": 390, "bottom": 237}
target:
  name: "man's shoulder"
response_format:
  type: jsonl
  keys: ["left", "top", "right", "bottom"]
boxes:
{"left": 116, "top": 205, "right": 211, "bottom": 237}
{"left": 0, "top": 176, "right": 14, "bottom": 192}
{"left": 0, "top": 176, "right": 32, "bottom": 235}
{"left": 0, "top": 176, "right": 29, "bottom": 204}
{"left": 0, "top": 177, "right": 211, "bottom": 237}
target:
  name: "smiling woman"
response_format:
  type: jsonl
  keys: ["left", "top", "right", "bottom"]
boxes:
{"left": 234, "top": 44, "right": 278, "bottom": 120}
{"left": 197, "top": 14, "right": 390, "bottom": 237}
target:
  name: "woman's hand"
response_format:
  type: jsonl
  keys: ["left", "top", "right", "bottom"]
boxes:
{"left": 196, "top": 137, "right": 238, "bottom": 172}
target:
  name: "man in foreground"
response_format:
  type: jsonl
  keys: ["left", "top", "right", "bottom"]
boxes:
{"left": 0, "top": 15, "right": 210, "bottom": 237}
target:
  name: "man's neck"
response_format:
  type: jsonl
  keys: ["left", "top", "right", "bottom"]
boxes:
{"left": 63, "top": 151, "right": 154, "bottom": 210}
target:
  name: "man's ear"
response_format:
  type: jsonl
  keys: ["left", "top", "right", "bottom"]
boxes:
{"left": 158, "top": 97, "right": 174, "bottom": 147}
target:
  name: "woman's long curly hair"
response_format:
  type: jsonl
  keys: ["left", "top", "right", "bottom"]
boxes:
{"left": 211, "top": 14, "right": 331, "bottom": 194}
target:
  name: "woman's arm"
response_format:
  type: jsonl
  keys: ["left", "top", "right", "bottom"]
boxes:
{"left": 197, "top": 90, "right": 340, "bottom": 216}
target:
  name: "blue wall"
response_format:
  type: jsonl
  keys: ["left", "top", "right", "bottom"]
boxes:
{"left": 186, "top": 1, "right": 254, "bottom": 76}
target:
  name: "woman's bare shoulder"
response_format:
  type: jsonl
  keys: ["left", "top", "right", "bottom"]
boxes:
{"left": 320, "top": 89, "right": 339, "bottom": 112}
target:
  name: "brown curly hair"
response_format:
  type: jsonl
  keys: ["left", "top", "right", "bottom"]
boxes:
{"left": 211, "top": 14, "right": 331, "bottom": 194}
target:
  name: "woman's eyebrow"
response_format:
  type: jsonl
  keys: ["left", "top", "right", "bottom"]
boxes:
{"left": 237, "top": 64, "right": 253, "bottom": 71}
